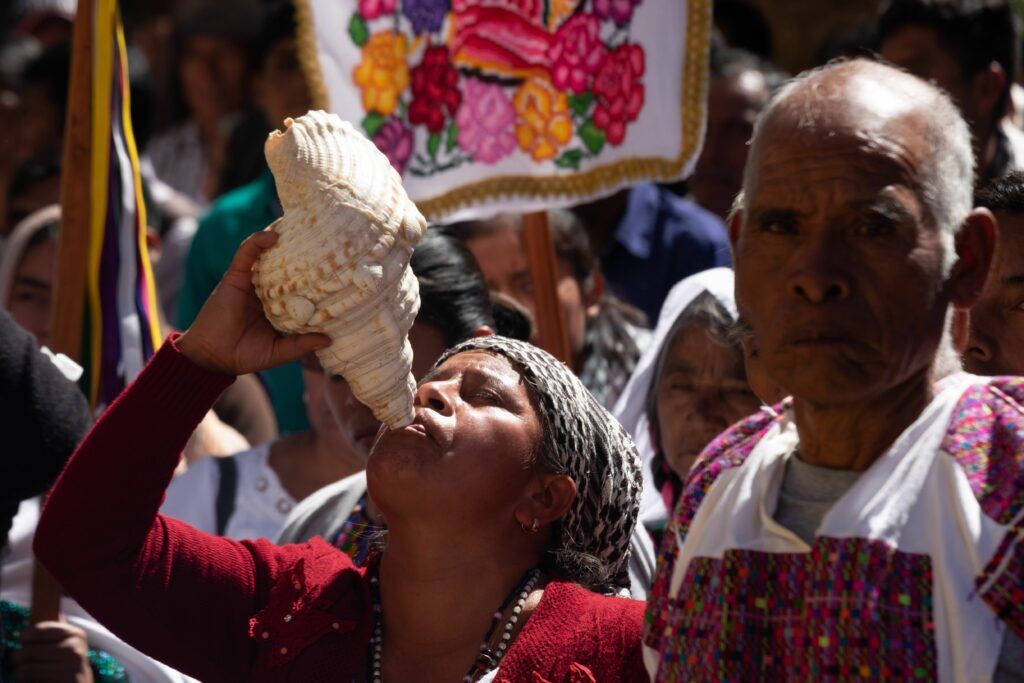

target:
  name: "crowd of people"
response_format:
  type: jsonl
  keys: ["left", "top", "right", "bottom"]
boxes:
{"left": 3, "top": 0, "right": 1024, "bottom": 681}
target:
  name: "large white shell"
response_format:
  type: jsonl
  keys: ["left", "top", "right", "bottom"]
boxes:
{"left": 252, "top": 111, "right": 428, "bottom": 429}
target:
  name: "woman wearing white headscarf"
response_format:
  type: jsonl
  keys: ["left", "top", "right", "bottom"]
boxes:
{"left": 613, "top": 268, "right": 773, "bottom": 533}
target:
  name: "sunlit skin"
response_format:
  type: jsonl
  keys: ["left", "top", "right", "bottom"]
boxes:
{"left": 965, "top": 212, "right": 1024, "bottom": 375}
{"left": 176, "top": 234, "right": 580, "bottom": 681}
{"left": 464, "top": 224, "right": 593, "bottom": 371}
{"left": 730, "top": 61, "right": 995, "bottom": 471}
{"left": 652, "top": 325, "right": 761, "bottom": 479}
{"left": 691, "top": 70, "right": 769, "bottom": 220}
{"left": 6, "top": 237, "right": 55, "bottom": 347}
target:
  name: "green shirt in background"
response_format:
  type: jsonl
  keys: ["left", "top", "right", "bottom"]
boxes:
{"left": 177, "top": 171, "right": 310, "bottom": 434}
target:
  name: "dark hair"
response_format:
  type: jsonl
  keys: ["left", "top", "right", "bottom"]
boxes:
{"left": 878, "top": 0, "right": 1021, "bottom": 122}
{"left": 490, "top": 292, "right": 532, "bottom": 341}
{"left": 255, "top": 1, "right": 299, "bottom": 70}
{"left": 712, "top": 0, "right": 774, "bottom": 60}
{"left": 411, "top": 230, "right": 495, "bottom": 348}
{"left": 709, "top": 44, "right": 789, "bottom": 94}
{"left": 6, "top": 152, "right": 61, "bottom": 233}
{"left": 21, "top": 41, "right": 70, "bottom": 125}
{"left": 976, "top": 169, "right": 1024, "bottom": 213}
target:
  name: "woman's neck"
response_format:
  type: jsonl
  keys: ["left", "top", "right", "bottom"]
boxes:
{"left": 375, "top": 526, "right": 543, "bottom": 682}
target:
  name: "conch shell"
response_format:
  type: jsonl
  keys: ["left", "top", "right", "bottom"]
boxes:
{"left": 252, "top": 111, "right": 428, "bottom": 429}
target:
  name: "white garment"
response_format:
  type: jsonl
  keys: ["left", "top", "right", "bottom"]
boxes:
{"left": 161, "top": 443, "right": 297, "bottom": 540}
{"left": 1, "top": 498, "right": 197, "bottom": 683}
{"left": 645, "top": 374, "right": 1019, "bottom": 682}
{"left": 612, "top": 267, "right": 738, "bottom": 527}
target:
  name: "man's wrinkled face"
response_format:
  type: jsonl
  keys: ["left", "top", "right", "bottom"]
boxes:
{"left": 965, "top": 212, "right": 1024, "bottom": 376}
{"left": 733, "top": 76, "right": 952, "bottom": 406}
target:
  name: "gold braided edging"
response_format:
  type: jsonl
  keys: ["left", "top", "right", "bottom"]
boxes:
{"left": 289, "top": 0, "right": 712, "bottom": 221}
{"left": 294, "top": 0, "right": 330, "bottom": 112}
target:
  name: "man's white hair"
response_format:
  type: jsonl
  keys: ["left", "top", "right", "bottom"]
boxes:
{"left": 740, "top": 58, "right": 975, "bottom": 276}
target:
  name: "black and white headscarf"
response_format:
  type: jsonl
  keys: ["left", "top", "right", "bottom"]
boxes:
{"left": 436, "top": 336, "right": 642, "bottom": 595}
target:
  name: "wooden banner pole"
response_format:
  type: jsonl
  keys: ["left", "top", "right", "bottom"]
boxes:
{"left": 522, "top": 211, "right": 572, "bottom": 365}
{"left": 31, "top": 0, "right": 94, "bottom": 624}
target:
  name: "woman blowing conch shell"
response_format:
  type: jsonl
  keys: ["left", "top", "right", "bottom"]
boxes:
{"left": 34, "top": 112, "right": 648, "bottom": 682}
{"left": 253, "top": 110, "right": 427, "bottom": 429}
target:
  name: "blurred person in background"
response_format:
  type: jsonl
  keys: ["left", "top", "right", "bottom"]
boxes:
{"left": 689, "top": 45, "right": 787, "bottom": 222}
{"left": 879, "top": 0, "right": 1024, "bottom": 181}
{"left": 613, "top": 269, "right": 779, "bottom": 537}
{"left": 447, "top": 210, "right": 649, "bottom": 409}
{"left": 143, "top": 0, "right": 263, "bottom": 208}
{"left": 965, "top": 170, "right": 1024, "bottom": 376}
{"left": 161, "top": 351, "right": 357, "bottom": 540}
{"left": 0, "top": 222, "right": 196, "bottom": 682}
{"left": 177, "top": 0, "right": 313, "bottom": 434}
{"left": 571, "top": 183, "right": 730, "bottom": 325}
{"left": 14, "top": 41, "right": 69, "bottom": 169}
{"left": 4, "top": 151, "right": 61, "bottom": 237}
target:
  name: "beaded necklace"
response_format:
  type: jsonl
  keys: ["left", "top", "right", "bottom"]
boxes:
{"left": 367, "top": 564, "right": 541, "bottom": 683}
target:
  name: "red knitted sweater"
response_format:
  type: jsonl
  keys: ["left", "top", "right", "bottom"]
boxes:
{"left": 34, "top": 339, "right": 648, "bottom": 683}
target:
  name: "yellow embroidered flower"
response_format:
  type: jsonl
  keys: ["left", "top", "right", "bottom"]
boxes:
{"left": 352, "top": 32, "right": 409, "bottom": 116}
{"left": 513, "top": 76, "right": 573, "bottom": 161}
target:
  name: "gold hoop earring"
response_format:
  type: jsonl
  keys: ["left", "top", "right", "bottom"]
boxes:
{"left": 521, "top": 517, "right": 540, "bottom": 534}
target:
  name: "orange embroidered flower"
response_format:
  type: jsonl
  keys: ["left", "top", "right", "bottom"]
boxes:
{"left": 352, "top": 32, "right": 409, "bottom": 116}
{"left": 513, "top": 76, "right": 573, "bottom": 161}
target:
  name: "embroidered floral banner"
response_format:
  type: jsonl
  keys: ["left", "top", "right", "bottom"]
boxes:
{"left": 295, "top": 0, "right": 710, "bottom": 220}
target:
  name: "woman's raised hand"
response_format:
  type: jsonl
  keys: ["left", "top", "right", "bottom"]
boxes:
{"left": 177, "top": 231, "right": 330, "bottom": 376}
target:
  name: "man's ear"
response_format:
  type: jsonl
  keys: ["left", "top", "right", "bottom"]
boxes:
{"left": 948, "top": 207, "right": 997, "bottom": 309}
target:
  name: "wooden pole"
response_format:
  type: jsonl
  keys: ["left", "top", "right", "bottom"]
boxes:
{"left": 521, "top": 211, "right": 572, "bottom": 365}
{"left": 31, "top": 0, "right": 94, "bottom": 624}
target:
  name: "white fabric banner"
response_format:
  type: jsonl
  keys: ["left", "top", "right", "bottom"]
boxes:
{"left": 295, "top": 0, "right": 711, "bottom": 220}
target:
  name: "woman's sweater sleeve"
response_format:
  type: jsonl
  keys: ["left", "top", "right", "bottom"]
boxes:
{"left": 33, "top": 338, "right": 302, "bottom": 682}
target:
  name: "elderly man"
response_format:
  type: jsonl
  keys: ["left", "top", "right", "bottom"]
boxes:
{"left": 965, "top": 171, "right": 1024, "bottom": 376}
{"left": 644, "top": 59, "right": 1024, "bottom": 681}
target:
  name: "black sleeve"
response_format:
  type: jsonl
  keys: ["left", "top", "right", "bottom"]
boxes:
{"left": 0, "top": 308, "right": 91, "bottom": 543}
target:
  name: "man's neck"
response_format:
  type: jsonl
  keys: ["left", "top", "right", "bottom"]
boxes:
{"left": 793, "top": 369, "right": 934, "bottom": 471}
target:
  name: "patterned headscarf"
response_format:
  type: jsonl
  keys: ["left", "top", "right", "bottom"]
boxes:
{"left": 435, "top": 336, "right": 642, "bottom": 595}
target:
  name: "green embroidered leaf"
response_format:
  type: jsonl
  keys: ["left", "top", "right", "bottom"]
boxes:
{"left": 361, "top": 112, "right": 386, "bottom": 138}
{"left": 554, "top": 149, "right": 583, "bottom": 170}
{"left": 348, "top": 12, "right": 369, "bottom": 46}
{"left": 579, "top": 121, "right": 605, "bottom": 155}
{"left": 445, "top": 121, "right": 459, "bottom": 152}
{"left": 568, "top": 92, "right": 594, "bottom": 117}
{"left": 427, "top": 132, "right": 441, "bottom": 158}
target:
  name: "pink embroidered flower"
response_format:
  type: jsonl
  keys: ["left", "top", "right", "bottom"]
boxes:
{"left": 456, "top": 79, "right": 517, "bottom": 165}
{"left": 592, "top": 43, "right": 645, "bottom": 145}
{"left": 359, "top": 0, "right": 398, "bottom": 20}
{"left": 547, "top": 13, "right": 606, "bottom": 93}
{"left": 593, "top": 0, "right": 640, "bottom": 26}
{"left": 372, "top": 118, "right": 413, "bottom": 174}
